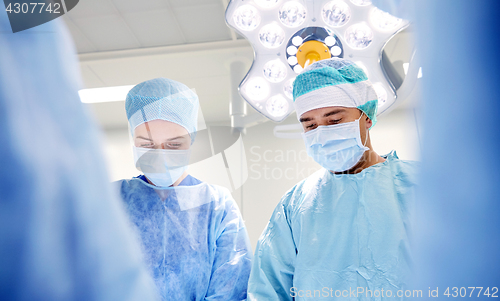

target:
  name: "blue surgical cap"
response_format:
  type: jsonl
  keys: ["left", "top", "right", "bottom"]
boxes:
{"left": 293, "top": 58, "right": 379, "bottom": 127}
{"left": 126, "top": 78, "right": 199, "bottom": 141}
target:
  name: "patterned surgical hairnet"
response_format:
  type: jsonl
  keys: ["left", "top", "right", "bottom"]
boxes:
{"left": 126, "top": 78, "right": 199, "bottom": 142}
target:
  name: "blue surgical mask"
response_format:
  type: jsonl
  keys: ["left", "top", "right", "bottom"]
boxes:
{"left": 302, "top": 114, "right": 369, "bottom": 172}
{"left": 133, "top": 146, "right": 191, "bottom": 187}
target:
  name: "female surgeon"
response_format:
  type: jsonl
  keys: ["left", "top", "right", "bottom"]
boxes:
{"left": 115, "top": 78, "right": 252, "bottom": 300}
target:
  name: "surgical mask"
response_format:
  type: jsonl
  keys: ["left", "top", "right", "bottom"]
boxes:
{"left": 302, "top": 114, "right": 369, "bottom": 172}
{"left": 133, "top": 146, "right": 191, "bottom": 187}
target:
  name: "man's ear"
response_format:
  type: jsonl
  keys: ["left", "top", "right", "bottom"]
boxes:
{"left": 365, "top": 116, "right": 372, "bottom": 129}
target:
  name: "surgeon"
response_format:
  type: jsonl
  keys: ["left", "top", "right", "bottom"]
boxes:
{"left": 115, "top": 78, "right": 252, "bottom": 300}
{"left": 247, "top": 58, "right": 418, "bottom": 300}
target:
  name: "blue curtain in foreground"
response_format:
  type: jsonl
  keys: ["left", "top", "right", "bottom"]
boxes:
{"left": 374, "top": 0, "right": 500, "bottom": 297}
{"left": 383, "top": 0, "right": 500, "bottom": 297}
{"left": 0, "top": 10, "right": 158, "bottom": 301}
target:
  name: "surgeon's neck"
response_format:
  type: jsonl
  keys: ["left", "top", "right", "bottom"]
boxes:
{"left": 332, "top": 136, "right": 386, "bottom": 175}
{"left": 172, "top": 171, "right": 188, "bottom": 186}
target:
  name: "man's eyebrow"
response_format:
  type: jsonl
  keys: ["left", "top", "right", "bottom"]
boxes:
{"left": 136, "top": 136, "right": 153, "bottom": 141}
{"left": 299, "top": 109, "right": 346, "bottom": 122}
{"left": 167, "top": 136, "right": 187, "bottom": 141}
{"left": 323, "top": 109, "right": 345, "bottom": 118}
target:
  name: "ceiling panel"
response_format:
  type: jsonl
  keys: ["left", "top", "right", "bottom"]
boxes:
{"left": 79, "top": 64, "right": 106, "bottom": 88}
{"left": 174, "top": 3, "right": 231, "bottom": 43}
{"left": 81, "top": 44, "right": 252, "bottom": 88}
{"left": 112, "top": 0, "right": 168, "bottom": 13}
{"left": 179, "top": 75, "right": 231, "bottom": 123}
{"left": 66, "top": 0, "right": 117, "bottom": 18}
{"left": 77, "top": 41, "right": 253, "bottom": 125}
{"left": 64, "top": 0, "right": 233, "bottom": 54}
{"left": 72, "top": 15, "right": 141, "bottom": 51}
{"left": 122, "top": 10, "right": 186, "bottom": 47}
{"left": 169, "top": 0, "right": 223, "bottom": 8}
{"left": 63, "top": 17, "right": 97, "bottom": 53}
{"left": 85, "top": 101, "right": 129, "bottom": 130}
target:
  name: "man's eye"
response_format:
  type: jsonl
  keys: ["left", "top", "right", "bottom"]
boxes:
{"left": 330, "top": 119, "right": 342, "bottom": 124}
{"left": 306, "top": 124, "right": 316, "bottom": 129}
{"left": 140, "top": 143, "right": 154, "bottom": 148}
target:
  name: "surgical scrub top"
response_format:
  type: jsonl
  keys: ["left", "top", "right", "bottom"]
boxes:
{"left": 248, "top": 151, "right": 418, "bottom": 300}
{"left": 116, "top": 175, "right": 253, "bottom": 301}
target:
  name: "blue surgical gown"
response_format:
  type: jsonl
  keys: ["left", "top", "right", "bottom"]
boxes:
{"left": 248, "top": 151, "right": 418, "bottom": 300}
{"left": 116, "top": 175, "right": 253, "bottom": 300}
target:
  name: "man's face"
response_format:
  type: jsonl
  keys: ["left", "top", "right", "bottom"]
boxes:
{"left": 133, "top": 120, "right": 191, "bottom": 150}
{"left": 299, "top": 106, "right": 372, "bottom": 142}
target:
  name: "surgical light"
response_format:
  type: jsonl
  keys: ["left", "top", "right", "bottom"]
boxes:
{"left": 322, "top": 1, "right": 351, "bottom": 27}
{"left": 233, "top": 5, "right": 261, "bottom": 31}
{"left": 254, "top": 0, "right": 280, "bottom": 9}
{"left": 263, "top": 59, "right": 288, "bottom": 83}
{"left": 355, "top": 61, "right": 369, "bottom": 77}
{"left": 283, "top": 78, "right": 294, "bottom": 99}
{"left": 287, "top": 45, "right": 298, "bottom": 55}
{"left": 350, "top": 0, "right": 371, "bottom": 6}
{"left": 266, "top": 94, "right": 289, "bottom": 117}
{"left": 244, "top": 77, "right": 270, "bottom": 101}
{"left": 324, "top": 35, "right": 336, "bottom": 46}
{"left": 370, "top": 7, "right": 402, "bottom": 31}
{"left": 331, "top": 45, "right": 342, "bottom": 56}
{"left": 296, "top": 40, "right": 331, "bottom": 69}
{"left": 345, "top": 23, "right": 373, "bottom": 49}
{"left": 292, "top": 36, "right": 303, "bottom": 46}
{"left": 287, "top": 55, "right": 298, "bottom": 66}
{"left": 293, "top": 65, "right": 303, "bottom": 74}
{"left": 278, "top": 1, "right": 306, "bottom": 28}
{"left": 259, "top": 23, "right": 286, "bottom": 48}
{"left": 373, "top": 83, "right": 388, "bottom": 105}
{"left": 225, "top": 0, "right": 413, "bottom": 122}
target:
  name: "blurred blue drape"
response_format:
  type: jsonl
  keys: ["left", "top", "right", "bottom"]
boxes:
{"left": 375, "top": 0, "right": 500, "bottom": 296}
{"left": 0, "top": 9, "right": 158, "bottom": 301}
{"left": 414, "top": 0, "right": 500, "bottom": 292}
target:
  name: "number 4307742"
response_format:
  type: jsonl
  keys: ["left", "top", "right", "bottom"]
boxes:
{"left": 5, "top": 3, "right": 62, "bottom": 14}
{"left": 444, "top": 287, "right": 498, "bottom": 298}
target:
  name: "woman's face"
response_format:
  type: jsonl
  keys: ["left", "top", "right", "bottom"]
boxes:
{"left": 133, "top": 120, "right": 191, "bottom": 150}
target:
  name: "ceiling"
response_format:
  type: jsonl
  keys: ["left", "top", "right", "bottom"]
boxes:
{"left": 63, "top": 0, "right": 237, "bottom": 53}
{"left": 63, "top": 0, "right": 257, "bottom": 128}
{"left": 62, "top": 0, "right": 418, "bottom": 130}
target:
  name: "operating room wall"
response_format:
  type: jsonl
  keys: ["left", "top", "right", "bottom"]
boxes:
{"left": 96, "top": 104, "right": 421, "bottom": 251}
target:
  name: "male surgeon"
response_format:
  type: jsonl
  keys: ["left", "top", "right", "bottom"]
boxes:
{"left": 248, "top": 58, "right": 418, "bottom": 300}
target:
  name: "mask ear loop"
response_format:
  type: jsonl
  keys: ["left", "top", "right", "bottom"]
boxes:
{"left": 358, "top": 112, "right": 369, "bottom": 148}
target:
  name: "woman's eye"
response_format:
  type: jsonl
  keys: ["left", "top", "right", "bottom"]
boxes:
{"left": 159, "top": 142, "right": 182, "bottom": 149}
{"left": 140, "top": 143, "right": 154, "bottom": 148}
{"left": 330, "top": 119, "right": 342, "bottom": 124}
{"left": 306, "top": 123, "right": 316, "bottom": 129}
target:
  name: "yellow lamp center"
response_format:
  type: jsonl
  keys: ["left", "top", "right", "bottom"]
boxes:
{"left": 296, "top": 40, "right": 331, "bottom": 68}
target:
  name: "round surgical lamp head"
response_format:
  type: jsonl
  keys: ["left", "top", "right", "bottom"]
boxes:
{"left": 225, "top": 0, "right": 413, "bottom": 122}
